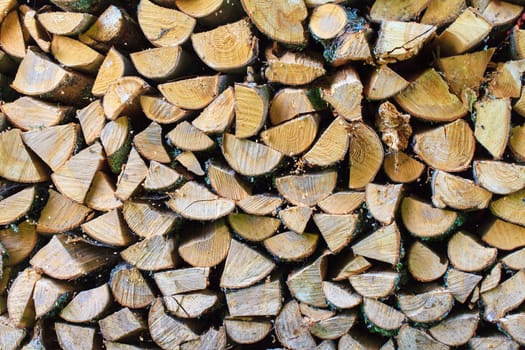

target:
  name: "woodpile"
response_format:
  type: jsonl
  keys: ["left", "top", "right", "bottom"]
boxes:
{"left": 1, "top": 0, "right": 525, "bottom": 349}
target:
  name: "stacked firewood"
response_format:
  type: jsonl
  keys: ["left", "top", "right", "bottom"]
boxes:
{"left": 1, "top": 0, "right": 525, "bottom": 348}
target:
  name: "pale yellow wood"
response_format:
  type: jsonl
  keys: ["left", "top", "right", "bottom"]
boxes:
{"left": 276, "top": 169, "right": 337, "bottom": 207}
{"left": 167, "top": 120, "right": 215, "bottom": 152}
{"left": 0, "top": 186, "right": 35, "bottom": 225}
{"left": 265, "top": 48, "right": 326, "bottom": 86}
{"left": 2, "top": 96, "right": 73, "bottom": 131}
{"left": 115, "top": 147, "right": 148, "bottom": 201}
{"left": 348, "top": 122, "right": 384, "bottom": 189}
{"left": 130, "top": 46, "right": 190, "bottom": 81}
{"left": 370, "top": 0, "right": 431, "bottom": 21}
{"left": 38, "top": 12, "right": 95, "bottom": 36}
{"left": 448, "top": 231, "right": 497, "bottom": 272}
{"left": 234, "top": 83, "right": 269, "bottom": 138}
{"left": 321, "top": 67, "right": 363, "bottom": 121}
{"left": 123, "top": 201, "right": 178, "bottom": 238}
{"left": 159, "top": 75, "right": 227, "bottom": 110}
{"left": 261, "top": 114, "right": 319, "bottom": 156}
{"left": 85, "top": 171, "right": 122, "bottom": 211}
{"left": 81, "top": 209, "right": 134, "bottom": 247}
{"left": 140, "top": 95, "right": 191, "bottom": 125}
{"left": 432, "top": 170, "right": 492, "bottom": 210}
{"left": 51, "top": 35, "right": 104, "bottom": 74}
{"left": 103, "top": 76, "right": 150, "bottom": 120}
{"left": 37, "top": 189, "right": 91, "bottom": 234}
{"left": 92, "top": 47, "right": 133, "bottom": 97}
{"left": 192, "top": 87, "right": 235, "bottom": 134}
{"left": 134, "top": 121, "right": 170, "bottom": 163}
{"left": 76, "top": 100, "right": 105, "bottom": 145}
{"left": 364, "top": 65, "right": 409, "bottom": 101}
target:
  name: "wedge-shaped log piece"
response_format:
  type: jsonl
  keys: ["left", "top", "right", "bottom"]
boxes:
{"left": 30, "top": 234, "right": 115, "bottom": 280}
{"left": 376, "top": 101, "right": 412, "bottom": 152}
{"left": 226, "top": 279, "right": 282, "bottom": 317}
{"left": 395, "top": 69, "right": 467, "bottom": 122}
{"left": 82, "top": 209, "right": 134, "bottom": 247}
{"left": 51, "top": 142, "right": 105, "bottom": 203}
{"left": 115, "top": 147, "right": 148, "bottom": 201}
{"left": 352, "top": 223, "right": 401, "bottom": 266}
{"left": 241, "top": 0, "right": 307, "bottom": 46}
{"left": 178, "top": 220, "right": 231, "bottom": 267}
{"left": 138, "top": 0, "right": 195, "bottom": 47}
{"left": 510, "top": 124, "right": 525, "bottom": 162}
{"left": 92, "top": 48, "right": 134, "bottom": 97}
{"left": 408, "top": 241, "right": 448, "bottom": 282}
{"left": 482, "top": 219, "right": 525, "bottom": 250}
{"left": 265, "top": 48, "right": 325, "bottom": 86}
{"left": 103, "top": 76, "right": 150, "bottom": 120}
{"left": 432, "top": 170, "right": 492, "bottom": 210}
{"left": 502, "top": 247, "right": 525, "bottom": 270}
{"left": 482, "top": 0, "right": 522, "bottom": 26}
{"left": 310, "top": 311, "right": 357, "bottom": 340}
{"left": 12, "top": 48, "right": 92, "bottom": 106}
{"left": 0, "top": 222, "right": 37, "bottom": 266}
{"left": 279, "top": 206, "right": 312, "bottom": 234}
{"left": 175, "top": 0, "right": 243, "bottom": 26}
{"left": 348, "top": 122, "right": 384, "bottom": 189}
{"left": 221, "top": 239, "right": 275, "bottom": 289}
{"left": 121, "top": 235, "right": 176, "bottom": 271}
{"left": 261, "top": 114, "right": 318, "bottom": 156}
{"left": 111, "top": 264, "right": 154, "bottom": 309}
{"left": 148, "top": 298, "right": 199, "bottom": 349}
{"left": 397, "top": 325, "right": 449, "bottom": 350}
{"left": 163, "top": 291, "right": 218, "bottom": 318}
{"left": 51, "top": 35, "right": 104, "bottom": 74}
{"left": 438, "top": 49, "right": 494, "bottom": 99}
{"left": 0, "top": 9, "right": 27, "bottom": 59}
{"left": 38, "top": 12, "right": 95, "bottom": 36}
{"left": 84, "top": 171, "right": 120, "bottom": 209}
{"left": 7, "top": 267, "right": 40, "bottom": 328}
{"left": 469, "top": 335, "right": 520, "bottom": 350}
{"left": 60, "top": 283, "right": 112, "bottom": 323}
{"left": 208, "top": 162, "right": 251, "bottom": 201}
{"left": 99, "top": 308, "right": 147, "bottom": 342}
{"left": 2, "top": 96, "right": 73, "bottom": 131}
{"left": 193, "top": 87, "right": 234, "bottom": 134}
{"left": 511, "top": 26, "right": 525, "bottom": 60}
{"left": 234, "top": 83, "right": 269, "bottom": 138}
{"left": 0, "top": 186, "right": 38, "bottom": 225}
{"left": 365, "top": 183, "right": 403, "bottom": 225}
{"left": 192, "top": 18, "right": 257, "bottom": 73}
{"left": 134, "top": 121, "right": 170, "bottom": 163}
{"left": 309, "top": 3, "right": 347, "bottom": 40}
{"left": 167, "top": 181, "right": 235, "bottom": 221}
{"left": 350, "top": 270, "right": 400, "bottom": 299}
{"left": 159, "top": 75, "right": 228, "bottom": 110}
{"left": 383, "top": 151, "right": 425, "bottom": 184}
{"left": 300, "top": 303, "right": 335, "bottom": 322}
{"left": 317, "top": 191, "right": 364, "bottom": 215}
{"left": 140, "top": 95, "right": 191, "bottom": 125}
{"left": 474, "top": 98, "right": 510, "bottom": 159}
{"left": 37, "top": 189, "right": 91, "bottom": 234}
{"left": 364, "top": 65, "right": 409, "bottom": 101}
{"left": 490, "top": 188, "right": 525, "bottom": 226}
{"left": 76, "top": 100, "right": 105, "bottom": 145}
{"left": 398, "top": 287, "right": 454, "bottom": 323}
{"left": 437, "top": 7, "right": 492, "bottom": 56}
{"left": 313, "top": 213, "right": 357, "bottom": 254}
{"left": 275, "top": 300, "right": 316, "bottom": 349}
{"left": 100, "top": 116, "right": 131, "bottom": 174}
{"left": 269, "top": 88, "right": 315, "bottom": 125}
{"left": 429, "top": 311, "right": 479, "bottom": 347}
{"left": 33, "top": 277, "right": 73, "bottom": 319}
{"left": 339, "top": 331, "right": 384, "bottom": 349}
{"left": 445, "top": 268, "right": 482, "bottom": 303}
{"left": 324, "top": 69, "right": 363, "bottom": 123}
{"left": 370, "top": 0, "right": 430, "bottom": 21}
{"left": 413, "top": 119, "right": 475, "bottom": 172}
{"left": 480, "top": 263, "right": 502, "bottom": 293}
{"left": 228, "top": 213, "right": 280, "bottom": 241}
{"left": 332, "top": 252, "right": 372, "bottom": 281}
{"left": 482, "top": 270, "right": 525, "bottom": 322}
{"left": 22, "top": 123, "right": 77, "bottom": 171}
{"left": 123, "top": 201, "right": 178, "bottom": 238}
{"left": 374, "top": 21, "right": 436, "bottom": 63}
{"left": 144, "top": 161, "right": 181, "bottom": 192}
{"left": 500, "top": 313, "right": 525, "bottom": 346}
{"left": 237, "top": 194, "right": 282, "bottom": 215}
{"left": 225, "top": 318, "right": 271, "bottom": 345}
{"left": 154, "top": 267, "right": 210, "bottom": 296}
{"left": 421, "top": 0, "right": 466, "bottom": 26}
{"left": 363, "top": 298, "right": 406, "bottom": 334}
{"left": 322, "top": 281, "right": 362, "bottom": 309}
{"left": 473, "top": 160, "right": 525, "bottom": 194}
{"left": 131, "top": 46, "right": 191, "bottom": 82}
{"left": 489, "top": 60, "right": 525, "bottom": 99}
{"left": 304, "top": 117, "right": 349, "bottom": 167}
{"left": 167, "top": 121, "right": 215, "bottom": 152}
{"left": 276, "top": 169, "right": 336, "bottom": 207}
{"left": 222, "top": 133, "right": 283, "bottom": 176}
{"left": 287, "top": 251, "right": 328, "bottom": 307}
{"left": 55, "top": 323, "right": 101, "bottom": 350}
{"left": 264, "top": 231, "right": 318, "bottom": 261}
{"left": 0, "top": 129, "right": 48, "bottom": 183}
{"left": 448, "top": 231, "right": 497, "bottom": 272}
{"left": 401, "top": 196, "right": 459, "bottom": 239}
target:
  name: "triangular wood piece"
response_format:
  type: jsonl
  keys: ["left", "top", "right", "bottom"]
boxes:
{"left": 37, "top": 189, "right": 91, "bottom": 234}
{"left": 220, "top": 239, "right": 275, "bottom": 289}
{"left": 121, "top": 235, "right": 177, "bottom": 272}
{"left": 352, "top": 223, "right": 401, "bottom": 266}
{"left": 264, "top": 231, "right": 319, "bottom": 262}
{"left": 21, "top": 123, "right": 78, "bottom": 171}
{"left": 134, "top": 121, "right": 170, "bottom": 163}
{"left": 365, "top": 183, "right": 403, "bottom": 225}
{"left": 81, "top": 209, "right": 134, "bottom": 247}
{"left": 144, "top": 161, "right": 182, "bottom": 192}
{"left": 84, "top": 171, "right": 122, "bottom": 212}
{"left": 100, "top": 116, "right": 131, "bottom": 174}
{"left": 228, "top": 213, "right": 280, "bottom": 242}
{"left": 123, "top": 201, "right": 179, "bottom": 238}
{"left": 445, "top": 268, "right": 482, "bottom": 303}
{"left": 276, "top": 169, "right": 337, "bottom": 207}
{"left": 279, "top": 206, "right": 312, "bottom": 234}
{"left": 237, "top": 194, "right": 283, "bottom": 216}
{"left": 314, "top": 213, "right": 358, "bottom": 254}
{"left": 2, "top": 96, "right": 73, "bottom": 131}
{"left": 193, "top": 86, "right": 235, "bottom": 134}
{"left": 115, "top": 147, "right": 148, "bottom": 201}
{"left": 33, "top": 277, "right": 73, "bottom": 319}
{"left": 0, "top": 186, "right": 37, "bottom": 225}
{"left": 364, "top": 65, "right": 409, "bottom": 100}
{"left": 51, "top": 141, "right": 105, "bottom": 203}
{"left": 175, "top": 151, "right": 205, "bottom": 176}
{"left": 76, "top": 100, "right": 106, "bottom": 146}
{"left": 287, "top": 251, "right": 329, "bottom": 307}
